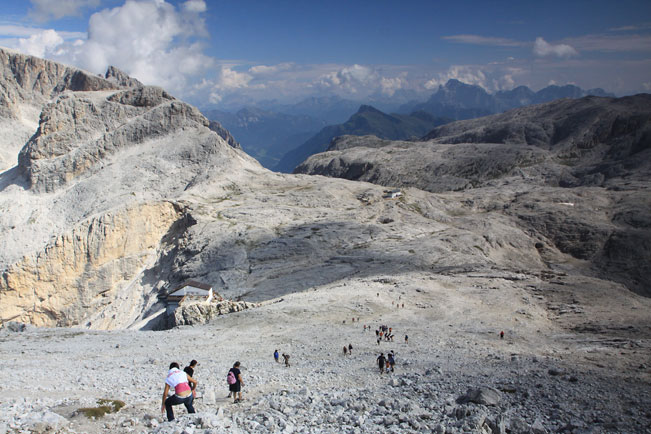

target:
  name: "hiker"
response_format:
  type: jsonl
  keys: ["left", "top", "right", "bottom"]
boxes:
{"left": 388, "top": 351, "right": 395, "bottom": 372}
{"left": 183, "top": 359, "right": 199, "bottom": 397}
{"left": 500, "top": 331, "right": 504, "bottom": 339}
{"left": 405, "top": 334, "right": 408, "bottom": 344}
{"left": 228, "top": 361, "right": 244, "bottom": 403}
{"left": 375, "top": 329, "right": 379, "bottom": 337}
{"left": 377, "top": 353, "right": 386, "bottom": 374}
{"left": 161, "top": 362, "right": 197, "bottom": 421}
{"left": 343, "top": 346, "right": 348, "bottom": 356}
{"left": 274, "top": 349, "right": 279, "bottom": 362}
{"left": 348, "top": 343, "right": 353, "bottom": 355}
{"left": 282, "top": 353, "right": 291, "bottom": 367}
{"left": 402, "top": 303, "right": 404, "bottom": 308}
{"left": 377, "top": 337, "right": 381, "bottom": 345}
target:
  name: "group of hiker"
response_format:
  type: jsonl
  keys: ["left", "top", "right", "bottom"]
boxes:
{"left": 162, "top": 360, "right": 244, "bottom": 422}
{"left": 274, "top": 349, "right": 291, "bottom": 366}
{"left": 376, "top": 351, "right": 396, "bottom": 374}
{"left": 163, "top": 319, "right": 411, "bottom": 421}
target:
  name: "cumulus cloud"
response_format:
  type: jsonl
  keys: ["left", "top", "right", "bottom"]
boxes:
{"left": 425, "top": 65, "right": 488, "bottom": 89}
{"left": 315, "top": 64, "right": 412, "bottom": 97}
{"left": 29, "top": 0, "right": 101, "bottom": 22}
{"left": 182, "top": 0, "right": 207, "bottom": 13}
{"left": 317, "top": 64, "right": 379, "bottom": 93}
{"left": 30, "top": 0, "right": 213, "bottom": 96}
{"left": 16, "top": 29, "right": 63, "bottom": 58}
{"left": 201, "top": 65, "right": 260, "bottom": 104}
{"left": 533, "top": 37, "right": 578, "bottom": 58}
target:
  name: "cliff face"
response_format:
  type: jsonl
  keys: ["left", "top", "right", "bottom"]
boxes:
{"left": 0, "top": 202, "right": 180, "bottom": 328}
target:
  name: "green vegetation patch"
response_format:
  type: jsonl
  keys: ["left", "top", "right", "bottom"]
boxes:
{"left": 77, "top": 399, "right": 125, "bottom": 418}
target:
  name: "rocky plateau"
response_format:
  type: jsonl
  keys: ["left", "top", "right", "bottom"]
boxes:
{"left": 0, "top": 48, "right": 649, "bottom": 433}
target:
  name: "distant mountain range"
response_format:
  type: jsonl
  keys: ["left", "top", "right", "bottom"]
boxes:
{"left": 205, "top": 80, "right": 615, "bottom": 172}
{"left": 398, "top": 79, "right": 614, "bottom": 119}
{"left": 273, "top": 106, "right": 451, "bottom": 172}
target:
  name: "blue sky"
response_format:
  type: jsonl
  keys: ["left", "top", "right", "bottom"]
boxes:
{"left": 1, "top": 0, "right": 650, "bottom": 108}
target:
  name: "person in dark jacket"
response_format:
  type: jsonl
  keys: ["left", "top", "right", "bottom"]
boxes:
{"left": 377, "top": 353, "right": 386, "bottom": 374}
{"left": 228, "top": 361, "right": 244, "bottom": 403}
{"left": 183, "top": 360, "right": 198, "bottom": 397}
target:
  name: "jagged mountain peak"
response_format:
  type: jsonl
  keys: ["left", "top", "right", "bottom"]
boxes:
{"left": 356, "top": 104, "right": 383, "bottom": 114}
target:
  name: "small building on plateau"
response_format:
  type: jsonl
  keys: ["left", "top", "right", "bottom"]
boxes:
{"left": 165, "top": 280, "right": 216, "bottom": 316}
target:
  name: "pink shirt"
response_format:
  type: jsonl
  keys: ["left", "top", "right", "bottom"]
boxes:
{"left": 165, "top": 368, "right": 191, "bottom": 395}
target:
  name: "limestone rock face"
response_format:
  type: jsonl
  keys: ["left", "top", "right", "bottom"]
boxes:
{"left": 104, "top": 65, "right": 143, "bottom": 88}
{"left": 0, "top": 202, "right": 181, "bottom": 328}
{"left": 172, "top": 299, "right": 258, "bottom": 327}
{"left": 18, "top": 86, "right": 211, "bottom": 193}
{"left": 0, "top": 48, "right": 125, "bottom": 172}
{"left": 209, "top": 120, "right": 241, "bottom": 150}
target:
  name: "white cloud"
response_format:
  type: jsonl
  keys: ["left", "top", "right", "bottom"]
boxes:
{"left": 249, "top": 63, "right": 295, "bottom": 76}
{"left": 643, "top": 82, "right": 651, "bottom": 91}
{"left": 380, "top": 76, "right": 405, "bottom": 96}
{"left": 565, "top": 34, "right": 651, "bottom": 52}
{"left": 0, "top": 24, "right": 85, "bottom": 40}
{"left": 443, "top": 34, "right": 524, "bottom": 47}
{"left": 216, "top": 66, "right": 253, "bottom": 89}
{"left": 533, "top": 37, "right": 578, "bottom": 58}
{"left": 317, "top": 64, "right": 387, "bottom": 95}
{"left": 182, "top": 0, "right": 207, "bottom": 13}
{"left": 16, "top": 29, "right": 64, "bottom": 58}
{"left": 425, "top": 65, "right": 487, "bottom": 89}
{"left": 318, "top": 64, "right": 378, "bottom": 92}
{"left": 31, "top": 0, "right": 214, "bottom": 96}
{"left": 202, "top": 66, "right": 255, "bottom": 104}
{"left": 29, "top": 0, "right": 101, "bottom": 22}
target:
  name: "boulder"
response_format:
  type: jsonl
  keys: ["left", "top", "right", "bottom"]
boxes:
{"left": 458, "top": 387, "right": 502, "bottom": 406}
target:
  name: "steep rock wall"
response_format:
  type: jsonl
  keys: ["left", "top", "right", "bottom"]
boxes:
{"left": 0, "top": 201, "right": 181, "bottom": 328}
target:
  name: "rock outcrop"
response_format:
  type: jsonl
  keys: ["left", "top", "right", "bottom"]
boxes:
{"left": 172, "top": 299, "right": 259, "bottom": 327}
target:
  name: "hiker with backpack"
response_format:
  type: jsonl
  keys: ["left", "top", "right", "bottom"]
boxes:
{"left": 377, "top": 353, "right": 386, "bottom": 374}
{"left": 227, "top": 361, "right": 244, "bottom": 403}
